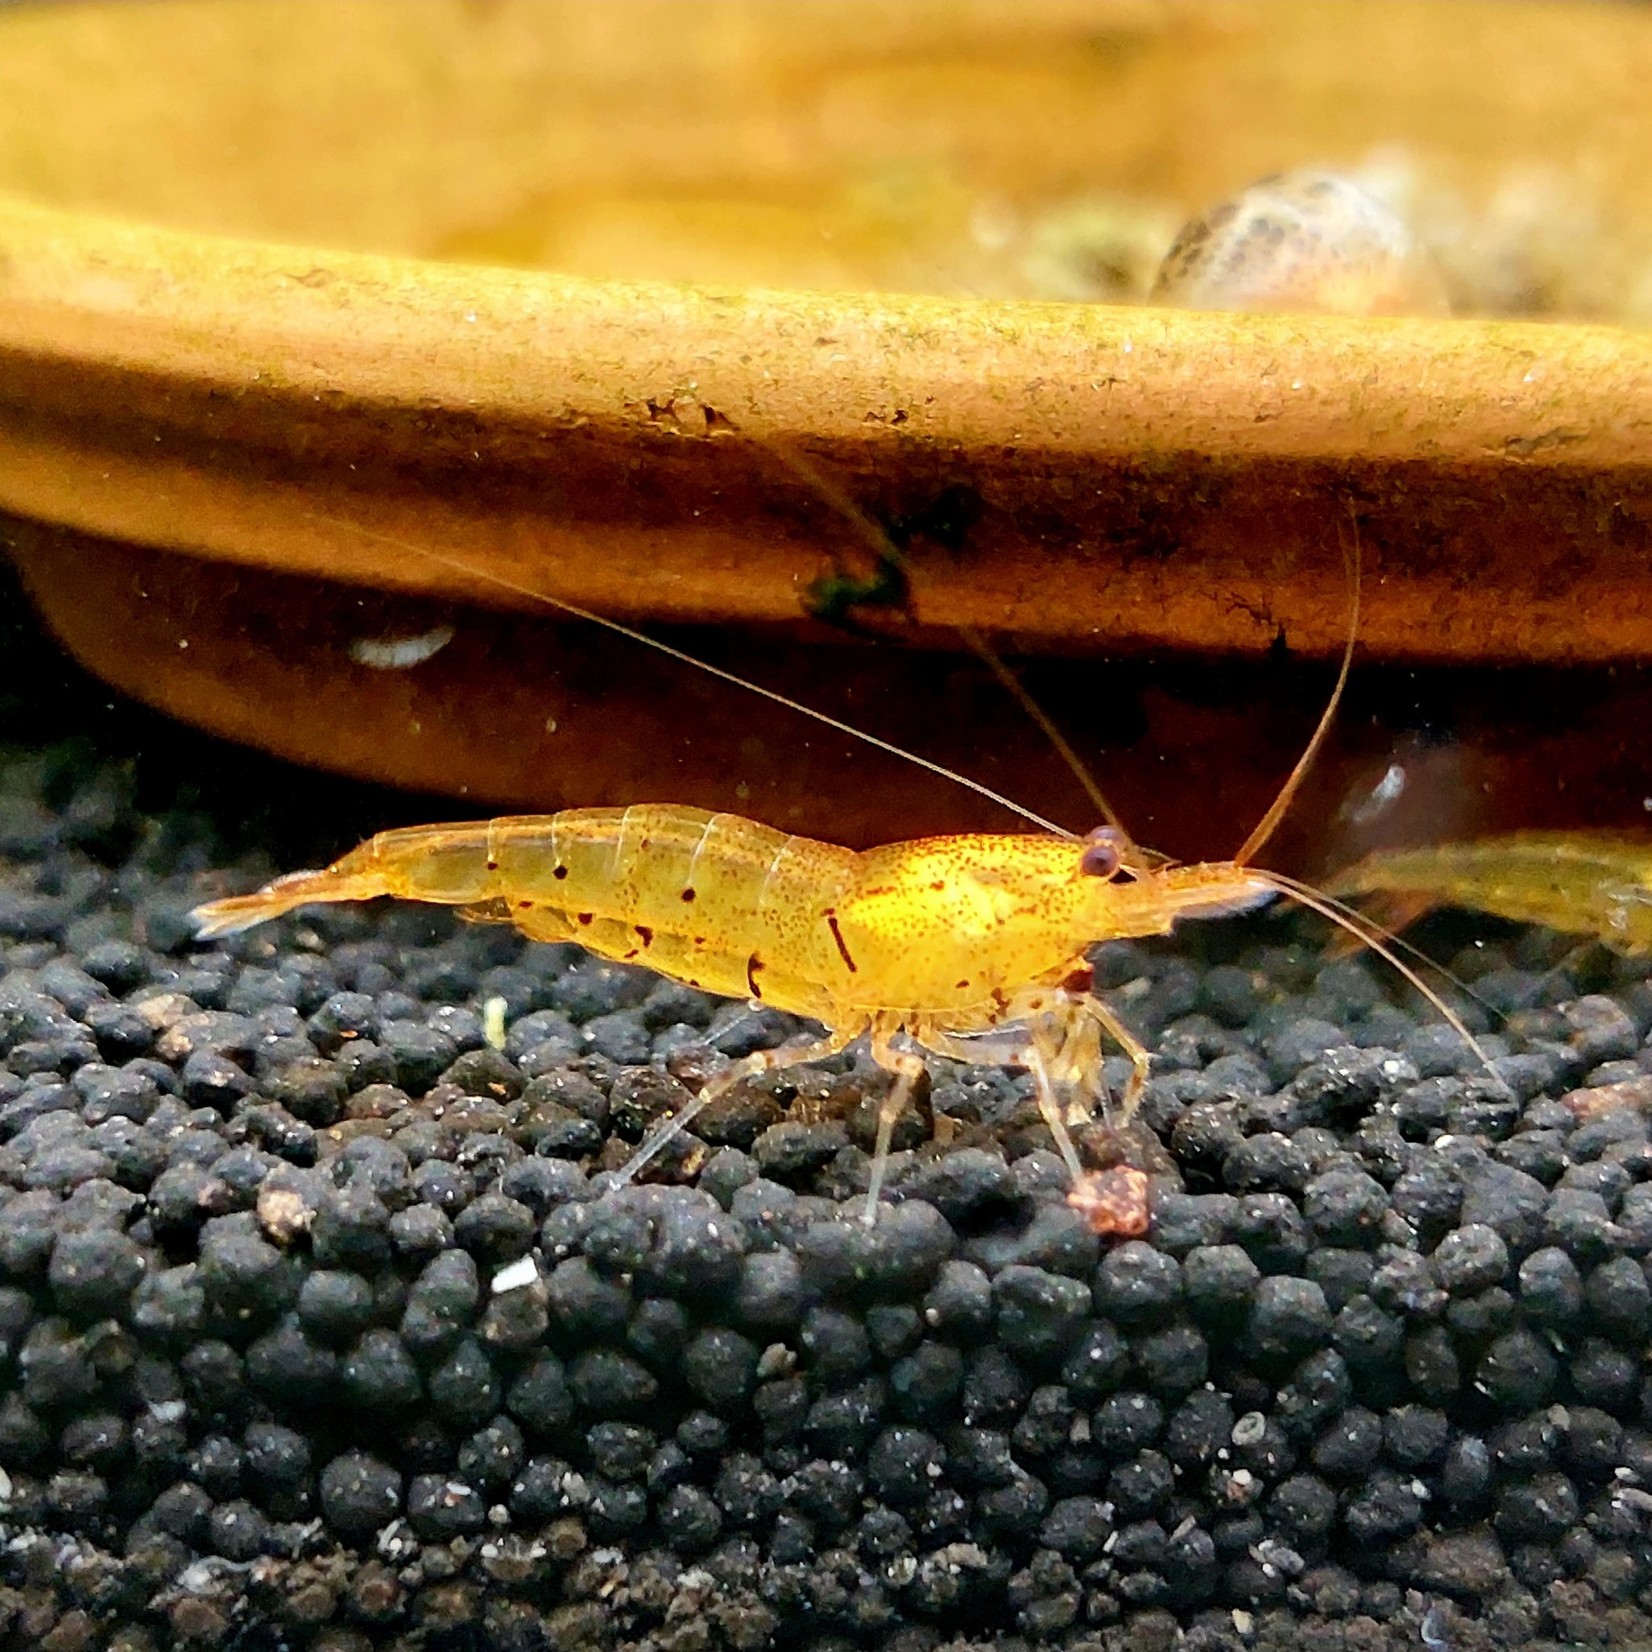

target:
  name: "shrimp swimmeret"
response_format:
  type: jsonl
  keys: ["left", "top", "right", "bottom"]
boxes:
{"left": 190, "top": 537, "right": 1487, "bottom": 1228}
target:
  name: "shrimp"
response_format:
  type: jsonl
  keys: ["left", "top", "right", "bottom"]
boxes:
{"left": 191, "top": 562, "right": 1487, "bottom": 1225}
{"left": 193, "top": 810, "right": 1274, "bottom": 1221}
{"left": 1333, "top": 830, "right": 1652, "bottom": 952}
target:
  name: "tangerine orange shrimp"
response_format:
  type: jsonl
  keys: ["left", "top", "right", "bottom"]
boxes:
{"left": 191, "top": 809, "right": 1257, "bottom": 1221}
{"left": 189, "top": 541, "right": 1488, "bottom": 1227}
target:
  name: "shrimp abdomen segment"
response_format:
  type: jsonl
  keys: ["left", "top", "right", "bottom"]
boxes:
{"left": 192, "top": 806, "right": 862, "bottom": 1019}
{"left": 191, "top": 818, "right": 551, "bottom": 936}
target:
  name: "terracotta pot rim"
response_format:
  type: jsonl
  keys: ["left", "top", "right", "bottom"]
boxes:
{"left": 1, "top": 191, "right": 1646, "bottom": 471}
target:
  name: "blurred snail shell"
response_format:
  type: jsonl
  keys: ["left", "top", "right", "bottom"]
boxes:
{"left": 1151, "top": 170, "right": 1449, "bottom": 317}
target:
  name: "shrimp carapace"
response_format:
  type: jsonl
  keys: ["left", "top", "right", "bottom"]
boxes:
{"left": 1332, "top": 830, "right": 1652, "bottom": 952}
{"left": 193, "top": 808, "right": 1283, "bottom": 1221}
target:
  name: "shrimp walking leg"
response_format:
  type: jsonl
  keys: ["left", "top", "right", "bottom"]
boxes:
{"left": 1022, "top": 1037, "right": 1088, "bottom": 1184}
{"left": 919, "top": 987, "right": 1150, "bottom": 1175}
{"left": 1074, "top": 995, "right": 1153, "bottom": 1127}
{"left": 864, "top": 1016, "right": 928, "bottom": 1226}
{"left": 1029, "top": 994, "right": 1151, "bottom": 1137}
{"left": 915, "top": 1011, "right": 1089, "bottom": 1184}
{"left": 613, "top": 1018, "right": 868, "bottom": 1190}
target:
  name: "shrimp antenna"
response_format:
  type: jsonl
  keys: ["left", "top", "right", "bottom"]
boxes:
{"left": 298, "top": 511, "right": 1074, "bottom": 837}
{"left": 1248, "top": 866, "right": 1499, "bottom": 1076}
{"left": 1203, "top": 521, "right": 1503, "bottom": 1078}
{"left": 747, "top": 433, "right": 1132, "bottom": 844}
{"left": 1233, "top": 519, "right": 1361, "bottom": 868}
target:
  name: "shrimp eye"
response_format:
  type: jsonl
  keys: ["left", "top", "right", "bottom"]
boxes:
{"left": 1080, "top": 840, "right": 1118, "bottom": 877}
{"left": 1080, "top": 826, "right": 1134, "bottom": 881}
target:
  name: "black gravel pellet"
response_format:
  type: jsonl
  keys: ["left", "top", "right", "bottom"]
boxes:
{"left": 318, "top": 1449, "right": 402, "bottom": 1537}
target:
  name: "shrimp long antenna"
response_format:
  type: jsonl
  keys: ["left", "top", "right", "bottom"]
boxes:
{"left": 1248, "top": 866, "right": 1498, "bottom": 1075}
{"left": 298, "top": 511, "right": 1075, "bottom": 837}
{"left": 749, "top": 434, "right": 1133, "bottom": 843}
{"left": 1233, "top": 523, "right": 1361, "bottom": 868}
